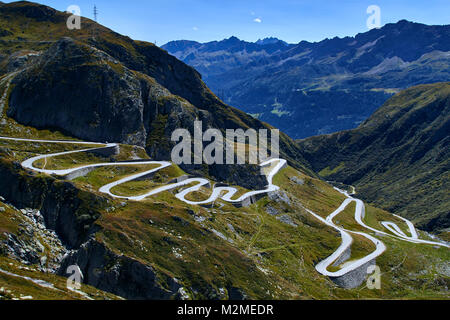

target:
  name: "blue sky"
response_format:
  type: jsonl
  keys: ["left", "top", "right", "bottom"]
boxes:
{"left": 5, "top": 0, "right": 450, "bottom": 45}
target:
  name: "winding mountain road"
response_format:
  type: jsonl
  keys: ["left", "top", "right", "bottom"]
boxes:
{"left": 310, "top": 188, "right": 449, "bottom": 278}
{"left": 0, "top": 136, "right": 448, "bottom": 282}
{"left": 0, "top": 136, "right": 286, "bottom": 206}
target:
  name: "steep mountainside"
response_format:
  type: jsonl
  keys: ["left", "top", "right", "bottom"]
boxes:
{"left": 1, "top": 136, "right": 449, "bottom": 300}
{"left": 298, "top": 82, "right": 450, "bottom": 232}
{"left": 0, "top": 1, "right": 312, "bottom": 188}
{"left": 164, "top": 21, "right": 450, "bottom": 139}
{"left": 0, "top": 2, "right": 449, "bottom": 300}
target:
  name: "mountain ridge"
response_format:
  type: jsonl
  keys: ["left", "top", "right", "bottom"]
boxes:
{"left": 298, "top": 82, "right": 450, "bottom": 232}
{"left": 162, "top": 36, "right": 295, "bottom": 83}
{"left": 163, "top": 20, "right": 450, "bottom": 139}
{"left": 0, "top": 1, "right": 313, "bottom": 188}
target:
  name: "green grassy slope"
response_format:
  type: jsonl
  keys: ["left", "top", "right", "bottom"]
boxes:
{"left": 298, "top": 82, "right": 450, "bottom": 233}
{"left": 1, "top": 136, "right": 449, "bottom": 299}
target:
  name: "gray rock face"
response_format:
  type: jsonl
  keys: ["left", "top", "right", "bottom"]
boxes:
{"left": 2, "top": 233, "right": 41, "bottom": 265}
{"left": 0, "top": 206, "right": 66, "bottom": 272}
{"left": 58, "top": 239, "right": 181, "bottom": 300}
{"left": 4, "top": 51, "right": 41, "bottom": 73}
{"left": 1, "top": 1, "right": 315, "bottom": 187}
{"left": 276, "top": 214, "right": 297, "bottom": 227}
{"left": 265, "top": 205, "right": 280, "bottom": 216}
{"left": 8, "top": 38, "right": 148, "bottom": 146}
{"left": 268, "top": 190, "right": 291, "bottom": 205}
{"left": 290, "top": 176, "right": 304, "bottom": 185}
{"left": 0, "top": 157, "right": 104, "bottom": 248}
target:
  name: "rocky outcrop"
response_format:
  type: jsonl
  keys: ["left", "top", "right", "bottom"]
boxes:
{"left": 0, "top": 205, "right": 66, "bottom": 272}
{"left": 8, "top": 38, "right": 148, "bottom": 146}
{"left": 1, "top": 51, "right": 41, "bottom": 74}
{"left": 0, "top": 156, "right": 104, "bottom": 248}
{"left": 276, "top": 214, "right": 297, "bottom": 227}
{"left": 58, "top": 239, "right": 182, "bottom": 300}
{"left": 268, "top": 190, "right": 291, "bottom": 205}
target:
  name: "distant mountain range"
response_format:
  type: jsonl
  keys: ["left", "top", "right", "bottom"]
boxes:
{"left": 163, "top": 21, "right": 450, "bottom": 139}
{"left": 162, "top": 36, "right": 293, "bottom": 80}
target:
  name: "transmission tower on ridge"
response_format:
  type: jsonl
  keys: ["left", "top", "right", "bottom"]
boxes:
{"left": 94, "top": 5, "right": 98, "bottom": 22}
{"left": 92, "top": 5, "right": 99, "bottom": 40}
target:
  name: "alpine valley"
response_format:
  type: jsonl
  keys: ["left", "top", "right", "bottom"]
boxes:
{"left": 0, "top": 1, "right": 448, "bottom": 301}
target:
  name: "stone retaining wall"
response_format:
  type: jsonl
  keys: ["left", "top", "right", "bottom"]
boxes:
{"left": 330, "top": 259, "right": 376, "bottom": 289}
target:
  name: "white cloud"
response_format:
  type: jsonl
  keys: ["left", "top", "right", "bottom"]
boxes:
{"left": 253, "top": 18, "right": 262, "bottom": 23}
{"left": 192, "top": 26, "right": 199, "bottom": 31}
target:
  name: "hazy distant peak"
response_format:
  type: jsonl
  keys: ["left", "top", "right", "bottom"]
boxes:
{"left": 256, "top": 37, "right": 288, "bottom": 46}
